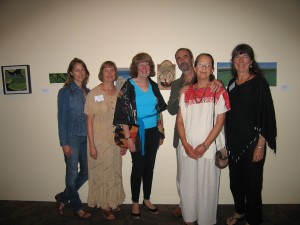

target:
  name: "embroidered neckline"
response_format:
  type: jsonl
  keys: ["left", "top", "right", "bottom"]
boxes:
{"left": 193, "top": 84, "right": 207, "bottom": 103}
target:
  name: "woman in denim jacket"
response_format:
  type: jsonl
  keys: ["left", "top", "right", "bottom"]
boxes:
{"left": 55, "top": 58, "right": 92, "bottom": 219}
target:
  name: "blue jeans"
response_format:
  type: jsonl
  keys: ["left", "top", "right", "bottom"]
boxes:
{"left": 58, "top": 135, "right": 88, "bottom": 213}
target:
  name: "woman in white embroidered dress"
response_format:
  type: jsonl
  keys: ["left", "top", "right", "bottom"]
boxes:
{"left": 176, "top": 53, "right": 230, "bottom": 225}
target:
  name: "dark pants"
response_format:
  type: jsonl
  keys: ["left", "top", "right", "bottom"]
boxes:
{"left": 130, "top": 127, "right": 159, "bottom": 202}
{"left": 229, "top": 143, "right": 266, "bottom": 225}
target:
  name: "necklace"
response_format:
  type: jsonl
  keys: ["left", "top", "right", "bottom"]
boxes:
{"left": 237, "top": 74, "right": 252, "bottom": 85}
{"left": 193, "top": 84, "right": 207, "bottom": 103}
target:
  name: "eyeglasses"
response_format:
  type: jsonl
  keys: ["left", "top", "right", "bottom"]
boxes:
{"left": 196, "top": 63, "right": 212, "bottom": 68}
{"left": 137, "top": 63, "right": 150, "bottom": 68}
{"left": 234, "top": 54, "right": 250, "bottom": 60}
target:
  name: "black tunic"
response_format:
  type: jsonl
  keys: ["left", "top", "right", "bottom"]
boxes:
{"left": 225, "top": 76, "right": 277, "bottom": 161}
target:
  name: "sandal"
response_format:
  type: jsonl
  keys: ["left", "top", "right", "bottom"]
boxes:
{"left": 102, "top": 209, "right": 115, "bottom": 220}
{"left": 226, "top": 213, "right": 245, "bottom": 225}
{"left": 112, "top": 205, "right": 121, "bottom": 211}
{"left": 172, "top": 206, "right": 182, "bottom": 217}
{"left": 74, "top": 210, "right": 92, "bottom": 220}
{"left": 54, "top": 194, "right": 65, "bottom": 216}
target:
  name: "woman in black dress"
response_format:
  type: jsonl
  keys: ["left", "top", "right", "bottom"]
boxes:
{"left": 225, "top": 44, "right": 277, "bottom": 225}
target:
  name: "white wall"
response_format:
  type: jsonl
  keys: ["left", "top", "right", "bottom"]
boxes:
{"left": 0, "top": 0, "right": 299, "bottom": 204}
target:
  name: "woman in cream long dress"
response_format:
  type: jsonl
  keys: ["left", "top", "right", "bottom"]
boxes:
{"left": 85, "top": 61, "right": 125, "bottom": 220}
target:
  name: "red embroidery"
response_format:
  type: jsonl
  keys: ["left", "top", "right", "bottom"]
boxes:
{"left": 184, "top": 86, "right": 231, "bottom": 110}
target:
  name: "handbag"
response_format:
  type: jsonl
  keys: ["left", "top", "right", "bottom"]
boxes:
{"left": 114, "top": 125, "right": 138, "bottom": 149}
{"left": 215, "top": 147, "right": 228, "bottom": 169}
{"left": 212, "top": 92, "right": 228, "bottom": 169}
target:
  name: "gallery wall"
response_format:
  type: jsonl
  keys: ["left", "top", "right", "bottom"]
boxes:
{"left": 0, "top": 0, "right": 299, "bottom": 204}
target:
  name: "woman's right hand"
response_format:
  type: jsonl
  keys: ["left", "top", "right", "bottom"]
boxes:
{"left": 183, "top": 143, "right": 198, "bottom": 160}
{"left": 89, "top": 145, "right": 98, "bottom": 160}
{"left": 62, "top": 145, "right": 72, "bottom": 158}
{"left": 127, "top": 138, "right": 136, "bottom": 152}
{"left": 120, "top": 148, "right": 127, "bottom": 156}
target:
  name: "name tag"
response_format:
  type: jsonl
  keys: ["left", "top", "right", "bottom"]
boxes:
{"left": 94, "top": 95, "right": 104, "bottom": 102}
{"left": 228, "top": 82, "right": 235, "bottom": 92}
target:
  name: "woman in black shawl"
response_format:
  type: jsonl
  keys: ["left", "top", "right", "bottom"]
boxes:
{"left": 225, "top": 44, "right": 277, "bottom": 225}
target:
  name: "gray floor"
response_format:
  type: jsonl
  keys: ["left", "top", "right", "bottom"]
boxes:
{"left": 0, "top": 201, "right": 299, "bottom": 225}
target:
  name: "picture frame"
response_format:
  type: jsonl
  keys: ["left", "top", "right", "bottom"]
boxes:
{"left": 1, "top": 65, "right": 32, "bottom": 94}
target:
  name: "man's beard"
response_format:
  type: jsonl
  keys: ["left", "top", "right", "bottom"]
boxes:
{"left": 179, "top": 62, "right": 190, "bottom": 72}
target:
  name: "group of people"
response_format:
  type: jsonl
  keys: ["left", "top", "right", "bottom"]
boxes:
{"left": 54, "top": 44, "right": 277, "bottom": 225}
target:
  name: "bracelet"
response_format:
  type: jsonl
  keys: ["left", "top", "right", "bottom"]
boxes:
{"left": 125, "top": 136, "right": 131, "bottom": 140}
{"left": 202, "top": 143, "right": 209, "bottom": 150}
{"left": 158, "top": 126, "right": 165, "bottom": 139}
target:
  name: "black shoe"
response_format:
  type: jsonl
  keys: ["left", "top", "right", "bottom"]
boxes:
{"left": 131, "top": 206, "right": 141, "bottom": 219}
{"left": 131, "top": 211, "right": 141, "bottom": 219}
{"left": 142, "top": 200, "right": 159, "bottom": 214}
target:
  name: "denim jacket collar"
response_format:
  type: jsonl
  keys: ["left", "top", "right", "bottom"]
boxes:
{"left": 70, "top": 81, "right": 83, "bottom": 93}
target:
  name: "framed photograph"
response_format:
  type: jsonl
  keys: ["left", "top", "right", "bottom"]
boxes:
{"left": 1, "top": 65, "right": 32, "bottom": 94}
{"left": 217, "top": 62, "right": 277, "bottom": 87}
{"left": 115, "top": 68, "right": 131, "bottom": 90}
{"left": 259, "top": 62, "right": 277, "bottom": 86}
{"left": 216, "top": 62, "right": 232, "bottom": 87}
{"left": 49, "top": 73, "right": 67, "bottom": 83}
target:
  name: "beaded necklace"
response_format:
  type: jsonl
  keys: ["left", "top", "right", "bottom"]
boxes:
{"left": 193, "top": 84, "right": 208, "bottom": 103}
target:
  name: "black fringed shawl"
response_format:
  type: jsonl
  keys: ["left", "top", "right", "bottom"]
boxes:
{"left": 113, "top": 78, "right": 167, "bottom": 126}
{"left": 225, "top": 76, "right": 277, "bottom": 161}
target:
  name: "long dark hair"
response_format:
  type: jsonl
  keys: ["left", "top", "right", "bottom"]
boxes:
{"left": 231, "top": 44, "right": 263, "bottom": 78}
{"left": 65, "top": 57, "right": 90, "bottom": 87}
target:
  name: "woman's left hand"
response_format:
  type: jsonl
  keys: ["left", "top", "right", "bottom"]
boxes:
{"left": 195, "top": 144, "right": 206, "bottom": 158}
{"left": 252, "top": 146, "right": 265, "bottom": 162}
{"left": 127, "top": 138, "right": 136, "bottom": 152}
{"left": 253, "top": 135, "right": 266, "bottom": 162}
{"left": 159, "top": 138, "right": 164, "bottom": 146}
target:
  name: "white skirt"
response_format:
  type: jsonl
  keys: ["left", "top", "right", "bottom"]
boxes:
{"left": 178, "top": 154, "right": 220, "bottom": 224}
